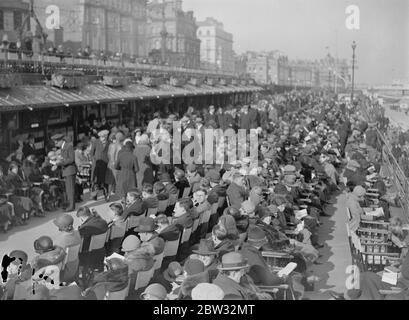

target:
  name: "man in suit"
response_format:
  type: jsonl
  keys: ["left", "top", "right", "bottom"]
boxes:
{"left": 53, "top": 134, "right": 77, "bottom": 212}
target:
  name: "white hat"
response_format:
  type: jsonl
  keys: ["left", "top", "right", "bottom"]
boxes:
{"left": 191, "top": 283, "right": 224, "bottom": 300}
{"left": 98, "top": 130, "right": 109, "bottom": 137}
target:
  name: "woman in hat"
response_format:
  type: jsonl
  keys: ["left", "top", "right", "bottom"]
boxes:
{"left": 115, "top": 141, "right": 139, "bottom": 200}
{"left": 2, "top": 250, "right": 33, "bottom": 300}
{"left": 31, "top": 236, "right": 66, "bottom": 271}
{"left": 190, "top": 239, "right": 219, "bottom": 273}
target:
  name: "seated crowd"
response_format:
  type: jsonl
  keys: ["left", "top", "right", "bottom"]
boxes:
{"left": 1, "top": 90, "right": 408, "bottom": 300}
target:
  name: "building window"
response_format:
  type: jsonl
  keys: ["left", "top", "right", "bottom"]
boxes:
{"left": 14, "top": 11, "right": 22, "bottom": 30}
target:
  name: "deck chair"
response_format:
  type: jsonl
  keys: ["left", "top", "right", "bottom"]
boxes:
{"left": 198, "top": 209, "right": 211, "bottom": 240}
{"left": 105, "top": 280, "right": 130, "bottom": 300}
{"left": 346, "top": 207, "right": 352, "bottom": 221}
{"left": 346, "top": 223, "right": 357, "bottom": 265}
{"left": 258, "top": 284, "right": 295, "bottom": 300}
{"left": 146, "top": 207, "right": 158, "bottom": 217}
{"left": 226, "top": 195, "right": 231, "bottom": 207}
{"left": 153, "top": 252, "right": 164, "bottom": 271}
{"left": 356, "top": 227, "right": 389, "bottom": 242}
{"left": 157, "top": 199, "right": 169, "bottom": 213}
{"left": 190, "top": 218, "right": 201, "bottom": 244}
{"left": 168, "top": 193, "right": 178, "bottom": 206}
{"left": 134, "top": 266, "right": 155, "bottom": 290}
{"left": 359, "top": 220, "right": 389, "bottom": 230}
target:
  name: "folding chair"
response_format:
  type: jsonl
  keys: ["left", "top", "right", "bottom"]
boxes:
{"left": 157, "top": 199, "right": 169, "bottom": 213}
{"left": 126, "top": 215, "right": 140, "bottom": 231}
{"left": 198, "top": 209, "right": 211, "bottom": 240}
{"left": 261, "top": 251, "right": 295, "bottom": 273}
{"left": 226, "top": 195, "right": 231, "bottom": 207}
{"left": 153, "top": 252, "right": 164, "bottom": 271}
{"left": 182, "top": 186, "right": 192, "bottom": 198}
{"left": 83, "top": 231, "right": 109, "bottom": 252}
{"left": 13, "top": 280, "right": 33, "bottom": 300}
{"left": 146, "top": 207, "right": 158, "bottom": 217}
{"left": 108, "top": 221, "right": 127, "bottom": 241}
{"left": 258, "top": 284, "right": 295, "bottom": 300}
{"left": 168, "top": 193, "right": 178, "bottom": 206}
{"left": 61, "top": 244, "right": 81, "bottom": 283}
{"left": 207, "top": 202, "right": 220, "bottom": 237}
{"left": 177, "top": 227, "right": 193, "bottom": 261}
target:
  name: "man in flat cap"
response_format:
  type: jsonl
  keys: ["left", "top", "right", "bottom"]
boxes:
{"left": 53, "top": 134, "right": 77, "bottom": 212}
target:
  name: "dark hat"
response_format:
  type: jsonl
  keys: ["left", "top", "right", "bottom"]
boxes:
{"left": 247, "top": 226, "right": 268, "bottom": 247}
{"left": 159, "top": 173, "right": 172, "bottom": 183}
{"left": 205, "top": 169, "right": 221, "bottom": 183}
{"left": 53, "top": 214, "right": 74, "bottom": 229}
{"left": 34, "top": 236, "right": 55, "bottom": 252}
{"left": 192, "top": 239, "right": 217, "bottom": 256}
{"left": 9, "top": 250, "right": 28, "bottom": 265}
{"left": 223, "top": 206, "right": 241, "bottom": 219}
{"left": 163, "top": 261, "right": 183, "bottom": 282}
{"left": 134, "top": 217, "right": 156, "bottom": 233}
{"left": 0, "top": 194, "right": 7, "bottom": 203}
{"left": 217, "top": 252, "right": 249, "bottom": 271}
{"left": 274, "top": 183, "right": 288, "bottom": 195}
{"left": 51, "top": 133, "right": 64, "bottom": 141}
{"left": 184, "top": 259, "right": 205, "bottom": 276}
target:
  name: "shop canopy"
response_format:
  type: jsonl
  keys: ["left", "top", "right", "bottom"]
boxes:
{"left": 0, "top": 83, "right": 262, "bottom": 112}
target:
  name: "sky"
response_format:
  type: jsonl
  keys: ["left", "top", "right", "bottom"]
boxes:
{"left": 183, "top": 0, "right": 409, "bottom": 85}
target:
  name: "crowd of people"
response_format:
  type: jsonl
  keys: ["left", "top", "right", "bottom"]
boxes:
{"left": 1, "top": 89, "right": 409, "bottom": 300}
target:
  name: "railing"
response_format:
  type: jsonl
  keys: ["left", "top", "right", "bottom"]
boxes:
{"left": 0, "top": 51, "right": 235, "bottom": 78}
{"left": 361, "top": 100, "right": 409, "bottom": 221}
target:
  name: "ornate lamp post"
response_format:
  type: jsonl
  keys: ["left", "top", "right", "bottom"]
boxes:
{"left": 351, "top": 41, "right": 357, "bottom": 102}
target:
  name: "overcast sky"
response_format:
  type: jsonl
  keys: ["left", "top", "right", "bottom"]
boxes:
{"left": 183, "top": 0, "right": 409, "bottom": 85}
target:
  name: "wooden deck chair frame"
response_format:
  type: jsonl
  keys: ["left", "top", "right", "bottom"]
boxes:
{"left": 261, "top": 251, "right": 295, "bottom": 272}
{"left": 157, "top": 199, "right": 169, "bottom": 213}
{"left": 346, "top": 207, "right": 352, "bottom": 221}
{"left": 105, "top": 279, "right": 130, "bottom": 300}
{"left": 109, "top": 221, "right": 127, "bottom": 241}
{"left": 134, "top": 266, "right": 155, "bottom": 290}
{"left": 61, "top": 244, "right": 81, "bottom": 271}
{"left": 258, "top": 284, "right": 295, "bottom": 300}
{"left": 198, "top": 209, "right": 211, "bottom": 239}
{"left": 13, "top": 280, "right": 33, "bottom": 300}
{"left": 345, "top": 223, "right": 356, "bottom": 265}
{"left": 168, "top": 193, "right": 178, "bottom": 207}
{"left": 226, "top": 195, "right": 231, "bottom": 207}
{"left": 182, "top": 186, "right": 192, "bottom": 198}
{"left": 153, "top": 252, "right": 164, "bottom": 271}
{"left": 164, "top": 233, "right": 181, "bottom": 258}
{"left": 180, "top": 227, "right": 192, "bottom": 245}
{"left": 126, "top": 215, "right": 140, "bottom": 231}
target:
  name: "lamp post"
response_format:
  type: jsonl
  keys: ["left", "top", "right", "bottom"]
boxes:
{"left": 351, "top": 41, "right": 357, "bottom": 102}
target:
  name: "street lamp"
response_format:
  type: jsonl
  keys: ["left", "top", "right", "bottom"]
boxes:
{"left": 351, "top": 41, "right": 357, "bottom": 102}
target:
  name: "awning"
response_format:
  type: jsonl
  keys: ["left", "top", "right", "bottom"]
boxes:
{"left": 0, "top": 83, "right": 263, "bottom": 112}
